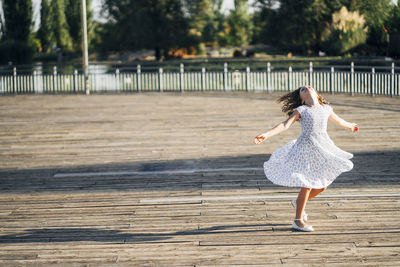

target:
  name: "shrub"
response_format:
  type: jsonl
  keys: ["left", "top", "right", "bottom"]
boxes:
{"left": 0, "top": 40, "right": 33, "bottom": 64}
{"left": 323, "top": 7, "right": 368, "bottom": 55}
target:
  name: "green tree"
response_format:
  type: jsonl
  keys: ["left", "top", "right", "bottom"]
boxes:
{"left": 386, "top": 1, "right": 400, "bottom": 57}
{"left": 64, "top": 0, "right": 93, "bottom": 51}
{"left": 0, "top": 13, "right": 4, "bottom": 40}
{"left": 38, "top": 0, "right": 94, "bottom": 53}
{"left": 349, "top": 0, "right": 393, "bottom": 54}
{"left": 0, "top": 0, "right": 34, "bottom": 63}
{"left": 386, "top": 0, "right": 400, "bottom": 34}
{"left": 102, "top": 0, "right": 195, "bottom": 60}
{"left": 251, "top": 0, "right": 279, "bottom": 44}
{"left": 49, "top": 0, "right": 73, "bottom": 51}
{"left": 261, "top": 0, "right": 311, "bottom": 53}
{"left": 1, "top": 0, "right": 32, "bottom": 42}
{"left": 225, "top": 0, "right": 252, "bottom": 46}
{"left": 307, "top": 0, "right": 335, "bottom": 53}
{"left": 259, "top": 0, "right": 348, "bottom": 54}
{"left": 187, "top": 0, "right": 224, "bottom": 45}
{"left": 38, "top": 0, "right": 52, "bottom": 52}
{"left": 322, "top": 6, "right": 368, "bottom": 55}
{"left": 184, "top": 0, "right": 225, "bottom": 54}
{"left": 89, "top": 20, "right": 106, "bottom": 52}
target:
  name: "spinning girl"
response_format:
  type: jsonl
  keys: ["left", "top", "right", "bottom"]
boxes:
{"left": 254, "top": 86, "right": 358, "bottom": 232}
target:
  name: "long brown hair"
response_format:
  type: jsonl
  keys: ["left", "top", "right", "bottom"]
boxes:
{"left": 277, "top": 86, "right": 330, "bottom": 117}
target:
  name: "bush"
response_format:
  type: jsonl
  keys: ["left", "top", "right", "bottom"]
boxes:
{"left": 246, "top": 50, "right": 255, "bottom": 57}
{"left": 233, "top": 50, "right": 243, "bottom": 57}
{"left": 322, "top": 7, "right": 368, "bottom": 55}
{"left": 0, "top": 40, "right": 33, "bottom": 64}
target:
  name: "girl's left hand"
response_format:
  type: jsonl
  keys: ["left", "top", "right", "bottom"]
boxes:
{"left": 350, "top": 123, "right": 358, "bottom": 133}
{"left": 254, "top": 134, "right": 267, "bottom": 144}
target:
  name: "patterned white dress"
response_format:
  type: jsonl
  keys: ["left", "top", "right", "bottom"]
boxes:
{"left": 263, "top": 104, "right": 353, "bottom": 189}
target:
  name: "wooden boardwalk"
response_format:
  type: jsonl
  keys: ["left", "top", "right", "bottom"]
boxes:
{"left": 0, "top": 92, "right": 399, "bottom": 266}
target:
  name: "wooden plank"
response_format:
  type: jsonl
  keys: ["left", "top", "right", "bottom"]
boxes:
{"left": 0, "top": 93, "right": 399, "bottom": 265}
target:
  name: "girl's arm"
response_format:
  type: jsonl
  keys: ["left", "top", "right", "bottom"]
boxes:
{"left": 329, "top": 112, "right": 358, "bottom": 132}
{"left": 254, "top": 110, "right": 300, "bottom": 144}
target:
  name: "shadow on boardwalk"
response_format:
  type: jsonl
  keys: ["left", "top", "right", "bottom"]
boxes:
{"left": 0, "top": 150, "right": 399, "bottom": 193}
{"left": 0, "top": 224, "right": 293, "bottom": 244}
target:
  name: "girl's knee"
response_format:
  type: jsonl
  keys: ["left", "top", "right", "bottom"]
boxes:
{"left": 301, "top": 187, "right": 312, "bottom": 192}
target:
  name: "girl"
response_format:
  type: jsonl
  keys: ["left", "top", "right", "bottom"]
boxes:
{"left": 254, "top": 86, "right": 358, "bottom": 232}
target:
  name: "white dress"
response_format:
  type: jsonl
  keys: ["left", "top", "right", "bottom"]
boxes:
{"left": 263, "top": 104, "right": 353, "bottom": 189}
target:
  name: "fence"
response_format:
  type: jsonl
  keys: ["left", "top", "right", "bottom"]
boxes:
{"left": 0, "top": 62, "right": 399, "bottom": 97}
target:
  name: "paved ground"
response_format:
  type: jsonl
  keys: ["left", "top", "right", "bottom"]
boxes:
{"left": 0, "top": 92, "right": 399, "bottom": 266}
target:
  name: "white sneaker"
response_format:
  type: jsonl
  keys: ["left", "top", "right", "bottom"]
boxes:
{"left": 292, "top": 219, "right": 314, "bottom": 232}
{"left": 291, "top": 199, "right": 308, "bottom": 221}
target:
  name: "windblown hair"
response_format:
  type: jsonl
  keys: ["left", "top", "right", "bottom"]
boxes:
{"left": 277, "top": 87, "right": 330, "bottom": 117}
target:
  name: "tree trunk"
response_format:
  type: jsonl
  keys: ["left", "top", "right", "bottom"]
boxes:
{"left": 155, "top": 46, "right": 161, "bottom": 61}
{"left": 315, "top": 23, "right": 321, "bottom": 55}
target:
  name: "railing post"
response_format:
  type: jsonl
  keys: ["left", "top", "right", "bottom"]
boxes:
{"left": 84, "top": 69, "right": 90, "bottom": 95}
{"left": 288, "top": 66, "right": 292, "bottom": 91}
{"left": 309, "top": 62, "right": 313, "bottom": 86}
{"left": 74, "top": 69, "right": 78, "bottom": 93}
{"left": 223, "top": 62, "right": 228, "bottom": 91}
{"left": 53, "top": 66, "right": 57, "bottom": 93}
{"left": 267, "top": 62, "right": 271, "bottom": 92}
{"left": 350, "top": 62, "right": 354, "bottom": 96}
{"left": 94, "top": 65, "right": 98, "bottom": 92}
{"left": 246, "top": 66, "right": 250, "bottom": 92}
{"left": 115, "top": 68, "right": 120, "bottom": 92}
{"left": 391, "top": 62, "right": 395, "bottom": 98}
{"left": 201, "top": 67, "right": 206, "bottom": 92}
{"left": 371, "top": 67, "right": 375, "bottom": 97}
{"left": 32, "top": 71, "right": 36, "bottom": 93}
{"left": 159, "top": 67, "right": 163, "bottom": 92}
{"left": 137, "top": 64, "right": 141, "bottom": 92}
{"left": 13, "top": 67, "right": 17, "bottom": 94}
{"left": 330, "top": 67, "right": 334, "bottom": 95}
{"left": 180, "top": 63, "right": 184, "bottom": 92}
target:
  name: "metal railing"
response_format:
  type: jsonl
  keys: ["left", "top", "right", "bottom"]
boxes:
{"left": 0, "top": 62, "right": 399, "bottom": 97}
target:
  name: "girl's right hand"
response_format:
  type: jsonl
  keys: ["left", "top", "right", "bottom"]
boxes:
{"left": 254, "top": 134, "right": 267, "bottom": 144}
{"left": 350, "top": 123, "right": 359, "bottom": 133}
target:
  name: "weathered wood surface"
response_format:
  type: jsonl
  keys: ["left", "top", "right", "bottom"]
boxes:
{"left": 0, "top": 92, "right": 399, "bottom": 266}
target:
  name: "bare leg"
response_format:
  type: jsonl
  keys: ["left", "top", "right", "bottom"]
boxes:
{"left": 295, "top": 187, "right": 311, "bottom": 227}
{"left": 308, "top": 187, "right": 326, "bottom": 200}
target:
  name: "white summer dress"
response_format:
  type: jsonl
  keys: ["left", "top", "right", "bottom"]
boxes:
{"left": 263, "top": 104, "right": 353, "bottom": 189}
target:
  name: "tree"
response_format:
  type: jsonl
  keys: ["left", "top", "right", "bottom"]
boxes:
{"left": 0, "top": 0, "right": 34, "bottom": 63}
{"left": 0, "top": 12, "right": 4, "bottom": 40}
{"left": 322, "top": 6, "right": 368, "bottom": 55}
{"left": 307, "top": 0, "right": 335, "bottom": 53}
{"left": 38, "top": 0, "right": 94, "bottom": 53}
{"left": 64, "top": 0, "right": 93, "bottom": 51}
{"left": 38, "top": 0, "right": 52, "bottom": 52}
{"left": 261, "top": 0, "right": 312, "bottom": 53}
{"left": 386, "top": 1, "right": 400, "bottom": 57}
{"left": 257, "top": 0, "right": 348, "bottom": 54}
{"left": 251, "top": 0, "right": 279, "bottom": 44}
{"left": 349, "top": 0, "right": 393, "bottom": 54}
{"left": 224, "top": 0, "right": 253, "bottom": 46}
{"left": 102, "top": 0, "right": 195, "bottom": 60}
{"left": 1, "top": 0, "right": 32, "bottom": 42}
{"left": 186, "top": 0, "right": 224, "bottom": 45}
{"left": 49, "top": 0, "right": 73, "bottom": 51}
{"left": 386, "top": 0, "right": 400, "bottom": 34}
